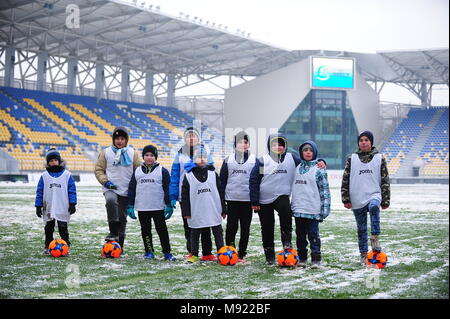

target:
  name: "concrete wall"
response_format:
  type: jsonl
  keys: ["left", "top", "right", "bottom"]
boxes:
{"left": 224, "top": 57, "right": 381, "bottom": 156}
{"left": 224, "top": 58, "right": 311, "bottom": 156}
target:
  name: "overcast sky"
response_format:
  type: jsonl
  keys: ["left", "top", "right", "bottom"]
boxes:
{"left": 136, "top": 0, "right": 449, "bottom": 52}
{"left": 124, "top": 0, "right": 449, "bottom": 104}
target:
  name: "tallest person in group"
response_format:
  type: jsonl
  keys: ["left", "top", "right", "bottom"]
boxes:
{"left": 95, "top": 127, "right": 141, "bottom": 251}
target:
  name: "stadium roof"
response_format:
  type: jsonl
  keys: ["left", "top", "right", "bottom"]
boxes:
{"left": 0, "top": 0, "right": 448, "bottom": 86}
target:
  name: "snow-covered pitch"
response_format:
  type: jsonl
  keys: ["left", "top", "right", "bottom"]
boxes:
{"left": 0, "top": 183, "right": 448, "bottom": 299}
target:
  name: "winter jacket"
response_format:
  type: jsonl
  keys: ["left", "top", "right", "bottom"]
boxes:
{"left": 94, "top": 146, "right": 141, "bottom": 187}
{"left": 294, "top": 141, "right": 330, "bottom": 221}
{"left": 248, "top": 133, "right": 329, "bottom": 206}
{"left": 127, "top": 163, "right": 171, "bottom": 207}
{"left": 219, "top": 151, "right": 250, "bottom": 194}
{"left": 341, "top": 147, "right": 390, "bottom": 207}
{"left": 180, "top": 163, "right": 226, "bottom": 218}
{"left": 35, "top": 163, "right": 77, "bottom": 207}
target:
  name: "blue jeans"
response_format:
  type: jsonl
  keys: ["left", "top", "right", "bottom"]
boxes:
{"left": 352, "top": 199, "right": 381, "bottom": 253}
{"left": 295, "top": 217, "right": 321, "bottom": 261}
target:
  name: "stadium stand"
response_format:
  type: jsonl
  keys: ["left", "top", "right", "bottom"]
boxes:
{"left": 0, "top": 86, "right": 227, "bottom": 172}
{"left": 382, "top": 107, "right": 449, "bottom": 177}
{"left": 419, "top": 108, "right": 449, "bottom": 175}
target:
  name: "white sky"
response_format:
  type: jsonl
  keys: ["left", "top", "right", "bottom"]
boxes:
{"left": 124, "top": 0, "right": 449, "bottom": 105}
{"left": 137, "top": 0, "right": 449, "bottom": 52}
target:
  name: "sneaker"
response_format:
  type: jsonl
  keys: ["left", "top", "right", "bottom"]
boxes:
{"left": 187, "top": 255, "right": 199, "bottom": 263}
{"left": 105, "top": 234, "right": 118, "bottom": 242}
{"left": 298, "top": 259, "right": 307, "bottom": 268}
{"left": 311, "top": 260, "right": 321, "bottom": 269}
{"left": 143, "top": 252, "right": 155, "bottom": 259}
{"left": 164, "top": 253, "right": 177, "bottom": 261}
{"left": 266, "top": 260, "right": 275, "bottom": 265}
{"left": 370, "top": 235, "right": 382, "bottom": 252}
{"left": 201, "top": 254, "right": 217, "bottom": 261}
{"left": 360, "top": 252, "right": 368, "bottom": 266}
{"left": 237, "top": 258, "right": 246, "bottom": 264}
{"left": 185, "top": 253, "right": 193, "bottom": 259}
{"left": 43, "top": 248, "right": 50, "bottom": 256}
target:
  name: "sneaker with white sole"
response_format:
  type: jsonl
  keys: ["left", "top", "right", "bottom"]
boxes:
{"left": 143, "top": 252, "right": 155, "bottom": 259}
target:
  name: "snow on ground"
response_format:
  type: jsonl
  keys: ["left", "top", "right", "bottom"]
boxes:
{"left": 0, "top": 183, "right": 448, "bottom": 299}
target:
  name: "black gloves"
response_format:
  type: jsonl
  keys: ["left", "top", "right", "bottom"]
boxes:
{"left": 69, "top": 203, "right": 76, "bottom": 215}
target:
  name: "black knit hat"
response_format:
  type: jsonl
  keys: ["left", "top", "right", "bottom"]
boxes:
{"left": 142, "top": 145, "right": 158, "bottom": 160}
{"left": 358, "top": 131, "right": 374, "bottom": 147}
{"left": 46, "top": 148, "right": 61, "bottom": 164}
{"left": 234, "top": 131, "right": 249, "bottom": 148}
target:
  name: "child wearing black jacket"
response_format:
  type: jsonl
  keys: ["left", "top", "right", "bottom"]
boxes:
{"left": 127, "top": 145, "right": 176, "bottom": 261}
{"left": 219, "top": 131, "right": 255, "bottom": 262}
{"left": 181, "top": 146, "right": 227, "bottom": 263}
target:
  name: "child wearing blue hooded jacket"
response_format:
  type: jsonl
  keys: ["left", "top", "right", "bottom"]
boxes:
{"left": 291, "top": 141, "right": 330, "bottom": 268}
{"left": 35, "top": 148, "right": 77, "bottom": 255}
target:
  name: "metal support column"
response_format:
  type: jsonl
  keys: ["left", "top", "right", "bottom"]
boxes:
{"left": 95, "top": 62, "right": 104, "bottom": 100}
{"left": 67, "top": 56, "right": 77, "bottom": 95}
{"left": 4, "top": 46, "right": 15, "bottom": 87}
{"left": 144, "top": 71, "right": 154, "bottom": 105}
{"left": 121, "top": 66, "right": 129, "bottom": 102}
{"left": 37, "top": 51, "right": 48, "bottom": 91}
{"left": 167, "top": 73, "right": 176, "bottom": 107}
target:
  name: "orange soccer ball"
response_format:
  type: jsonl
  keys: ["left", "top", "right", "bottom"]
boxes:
{"left": 101, "top": 241, "right": 122, "bottom": 258}
{"left": 366, "top": 250, "right": 388, "bottom": 269}
{"left": 277, "top": 248, "right": 299, "bottom": 267}
{"left": 217, "top": 246, "right": 239, "bottom": 266}
{"left": 48, "top": 239, "right": 69, "bottom": 257}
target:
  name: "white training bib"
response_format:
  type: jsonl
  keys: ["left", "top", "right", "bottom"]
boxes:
{"left": 177, "top": 153, "right": 192, "bottom": 202}
{"left": 42, "top": 170, "right": 71, "bottom": 223}
{"left": 134, "top": 165, "right": 165, "bottom": 211}
{"left": 291, "top": 164, "right": 321, "bottom": 216}
{"left": 259, "top": 153, "right": 296, "bottom": 204}
{"left": 225, "top": 153, "right": 255, "bottom": 202}
{"left": 103, "top": 146, "right": 135, "bottom": 196}
{"left": 349, "top": 153, "right": 382, "bottom": 209}
{"left": 186, "top": 170, "right": 222, "bottom": 229}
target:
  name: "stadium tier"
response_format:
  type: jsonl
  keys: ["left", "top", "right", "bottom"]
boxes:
{"left": 419, "top": 108, "right": 449, "bottom": 175}
{"left": 382, "top": 107, "right": 449, "bottom": 177}
{"left": 0, "top": 86, "right": 227, "bottom": 172}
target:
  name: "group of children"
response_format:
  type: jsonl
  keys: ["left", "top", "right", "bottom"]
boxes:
{"left": 35, "top": 126, "right": 390, "bottom": 267}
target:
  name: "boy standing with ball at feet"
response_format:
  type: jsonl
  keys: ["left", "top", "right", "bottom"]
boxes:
{"left": 219, "top": 131, "right": 255, "bottom": 262}
{"left": 35, "top": 148, "right": 77, "bottom": 255}
{"left": 95, "top": 127, "right": 141, "bottom": 251}
{"left": 291, "top": 141, "right": 330, "bottom": 268}
{"left": 181, "top": 146, "right": 227, "bottom": 263}
{"left": 341, "top": 131, "right": 390, "bottom": 265}
{"left": 127, "top": 145, "right": 176, "bottom": 261}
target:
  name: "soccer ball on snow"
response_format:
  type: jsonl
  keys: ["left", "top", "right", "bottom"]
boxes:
{"left": 277, "top": 248, "right": 299, "bottom": 267}
{"left": 217, "top": 246, "right": 238, "bottom": 266}
{"left": 48, "top": 239, "right": 69, "bottom": 257}
{"left": 366, "top": 250, "right": 387, "bottom": 269}
{"left": 101, "top": 241, "right": 122, "bottom": 258}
